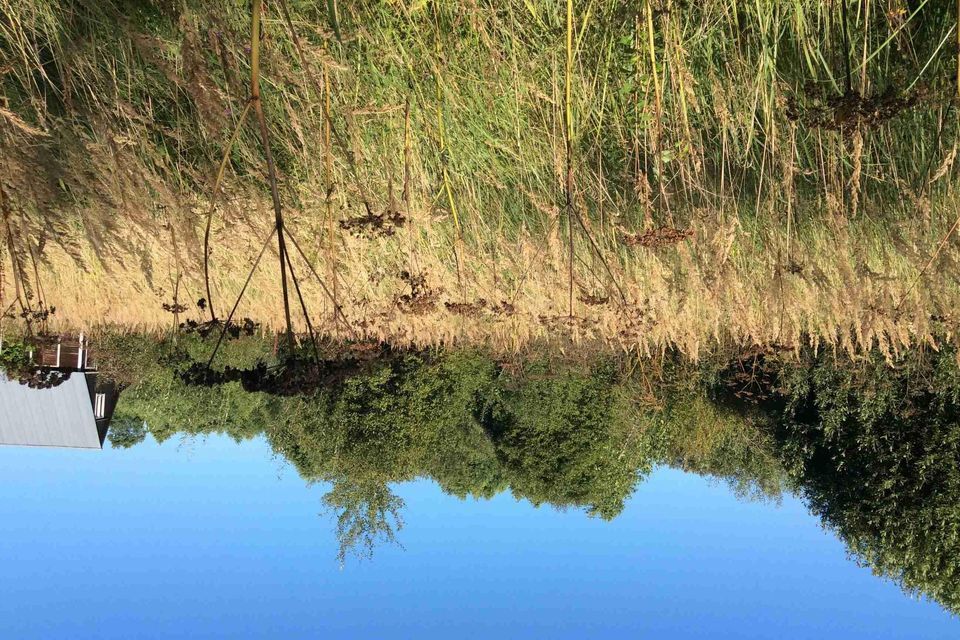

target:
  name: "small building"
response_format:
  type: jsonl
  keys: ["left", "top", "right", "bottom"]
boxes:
{"left": 21, "top": 333, "right": 94, "bottom": 370}
{"left": 0, "top": 334, "right": 118, "bottom": 449}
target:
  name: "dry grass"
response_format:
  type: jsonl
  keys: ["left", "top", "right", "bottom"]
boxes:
{"left": 2, "top": 1, "right": 960, "bottom": 359}
{"left": 2, "top": 196, "right": 958, "bottom": 360}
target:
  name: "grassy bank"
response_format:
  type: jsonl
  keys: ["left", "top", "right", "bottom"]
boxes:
{"left": 2, "top": 1, "right": 960, "bottom": 356}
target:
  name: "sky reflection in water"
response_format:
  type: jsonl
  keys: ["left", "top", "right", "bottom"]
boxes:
{"left": 0, "top": 434, "right": 955, "bottom": 639}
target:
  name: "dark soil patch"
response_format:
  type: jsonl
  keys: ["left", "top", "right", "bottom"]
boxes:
{"left": 179, "top": 317, "right": 259, "bottom": 339}
{"left": 784, "top": 259, "right": 804, "bottom": 275}
{"left": 579, "top": 293, "right": 610, "bottom": 306}
{"left": 162, "top": 301, "right": 188, "bottom": 314}
{"left": 442, "top": 299, "right": 514, "bottom": 318}
{"left": 490, "top": 300, "right": 516, "bottom": 316}
{"left": 340, "top": 209, "right": 406, "bottom": 238}
{"left": 621, "top": 226, "right": 693, "bottom": 248}
{"left": 786, "top": 86, "right": 933, "bottom": 132}
{"left": 445, "top": 299, "right": 487, "bottom": 316}
{"left": 395, "top": 270, "right": 438, "bottom": 315}
{"left": 538, "top": 314, "right": 599, "bottom": 332}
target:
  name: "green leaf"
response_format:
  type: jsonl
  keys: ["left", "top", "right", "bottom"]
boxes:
{"left": 327, "top": 0, "right": 342, "bottom": 42}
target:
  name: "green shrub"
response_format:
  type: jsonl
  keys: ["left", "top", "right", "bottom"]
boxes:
{"left": 0, "top": 339, "right": 33, "bottom": 379}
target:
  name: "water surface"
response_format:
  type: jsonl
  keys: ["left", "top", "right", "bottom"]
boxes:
{"left": 0, "top": 433, "right": 955, "bottom": 639}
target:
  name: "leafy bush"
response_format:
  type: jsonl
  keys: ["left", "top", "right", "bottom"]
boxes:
{"left": 107, "top": 417, "right": 149, "bottom": 449}
{"left": 772, "top": 350, "right": 960, "bottom": 614}
{"left": 0, "top": 339, "right": 33, "bottom": 378}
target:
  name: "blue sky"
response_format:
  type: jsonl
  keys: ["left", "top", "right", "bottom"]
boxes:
{"left": 0, "top": 434, "right": 955, "bottom": 639}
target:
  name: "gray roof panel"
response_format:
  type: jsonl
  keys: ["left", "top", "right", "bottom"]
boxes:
{"left": 0, "top": 373, "right": 103, "bottom": 449}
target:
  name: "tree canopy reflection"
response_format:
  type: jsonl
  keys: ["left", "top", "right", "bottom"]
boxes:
{"left": 104, "top": 335, "right": 959, "bottom": 612}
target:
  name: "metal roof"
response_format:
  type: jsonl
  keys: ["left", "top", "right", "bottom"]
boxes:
{"left": 0, "top": 373, "right": 104, "bottom": 449}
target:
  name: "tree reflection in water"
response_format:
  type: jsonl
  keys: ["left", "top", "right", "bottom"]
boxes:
{"left": 103, "top": 335, "right": 960, "bottom": 612}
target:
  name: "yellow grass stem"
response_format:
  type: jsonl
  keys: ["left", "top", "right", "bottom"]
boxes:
{"left": 0, "top": 186, "right": 26, "bottom": 313}
{"left": 645, "top": 1, "right": 662, "bottom": 115}
{"left": 203, "top": 100, "right": 252, "bottom": 321}
{"left": 277, "top": 0, "right": 374, "bottom": 218}
{"left": 858, "top": 0, "right": 932, "bottom": 73}
{"left": 434, "top": 5, "right": 465, "bottom": 301}
{"left": 435, "top": 81, "right": 460, "bottom": 235}
{"left": 896, "top": 211, "right": 960, "bottom": 312}
{"left": 281, "top": 230, "right": 322, "bottom": 367}
{"left": 403, "top": 95, "right": 411, "bottom": 212}
{"left": 206, "top": 227, "right": 277, "bottom": 368}
{"left": 283, "top": 227, "right": 358, "bottom": 340}
{"left": 323, "top": 63, "right": 338, "bottom": 322}
{"left": 565, "top": 0, "right": 575, "bottom": 318}
{"left": 251, "top": 0, "right": 294, "bottom": 343}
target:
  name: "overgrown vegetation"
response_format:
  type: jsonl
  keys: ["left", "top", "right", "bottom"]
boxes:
{"left": 0, "top": 339, "right": 32, "bottom": 378}
{"left": 769, "top": 349, "right": 960, "bottom": 614}
{"left": 2, "top": 1, "right": 960, "bottom": 355}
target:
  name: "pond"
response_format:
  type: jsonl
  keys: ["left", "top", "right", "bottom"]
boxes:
{"left": 1, "top": 341, "right": 959, "bottom": 638}
{"left": 0, "top": 434, "right": 954, "bottom": 639}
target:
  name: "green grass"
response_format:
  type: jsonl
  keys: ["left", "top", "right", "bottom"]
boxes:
{"left": 3, "top": 1, "right": 960, "bottom": 355}
{"left": 4, "top": 1, "right": 958, "bottom": 232}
